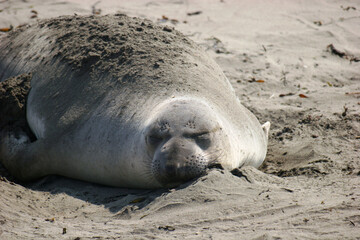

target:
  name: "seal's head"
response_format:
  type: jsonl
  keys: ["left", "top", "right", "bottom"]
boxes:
{"left": 144, "top": 98, "right": 228, "bottom": 187}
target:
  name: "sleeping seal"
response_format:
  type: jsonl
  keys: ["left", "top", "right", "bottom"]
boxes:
{"left": 0, "top": 14, "right": 270, "bottom": 188}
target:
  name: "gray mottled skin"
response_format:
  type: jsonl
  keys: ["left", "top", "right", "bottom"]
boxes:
{"left": 0, "top": 14, "right": 269, "bottom": 188}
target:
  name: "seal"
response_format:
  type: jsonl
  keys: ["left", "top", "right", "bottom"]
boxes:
{"left": 0, "top": 14, "right": 270, "bottom": 188}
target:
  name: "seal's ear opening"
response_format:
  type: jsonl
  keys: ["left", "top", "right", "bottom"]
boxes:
{"left": 262, "top": 121, "right": 270, "bottom": 139}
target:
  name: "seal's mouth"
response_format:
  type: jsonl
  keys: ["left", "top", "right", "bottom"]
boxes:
{"left": 154, "top": 162, "right": 207, "bottom": 187}
{"left": 207, "top": 162, "right": 224, "bottom": 170}
{"left": 156, "top": 162, "right": 226, "bottom": 188}
{"left": 152, "top": 150, "right": 224, "bottom": 187}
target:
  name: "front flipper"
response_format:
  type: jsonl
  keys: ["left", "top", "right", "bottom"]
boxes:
{"left": 0, "top": 128, "right": 49, "bottom": 181}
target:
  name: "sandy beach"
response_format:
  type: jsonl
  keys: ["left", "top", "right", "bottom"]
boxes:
{"left": 0, "top": 0, "right": 359, "bottom": 239}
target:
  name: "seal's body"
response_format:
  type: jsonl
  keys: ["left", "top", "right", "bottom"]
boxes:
{"left": 0, "top": 14, "right": 269, "bottom": 188}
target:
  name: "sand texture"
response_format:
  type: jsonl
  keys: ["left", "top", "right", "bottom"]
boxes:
{"left": 0, "top": 0, "right": 359, "bottom": 239}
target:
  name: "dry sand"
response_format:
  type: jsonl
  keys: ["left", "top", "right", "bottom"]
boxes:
{"left": 0, "top": 0, "right": 359, "bottom": 239}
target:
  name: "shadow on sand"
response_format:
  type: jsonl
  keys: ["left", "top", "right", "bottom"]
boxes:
{"left": 0, "top": 163, "right": 196, "bottom": 214}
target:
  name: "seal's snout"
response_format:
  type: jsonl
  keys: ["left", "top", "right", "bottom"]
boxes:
{"left": 153, "top": 138, "right": 208, "bottom": 187}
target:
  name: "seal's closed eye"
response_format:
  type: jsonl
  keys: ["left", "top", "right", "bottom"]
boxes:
{"left": 184, "top": 131, "right": 210, "bottom": 138}
{"left": 147, "top": 134, "right": 163, "bottom": 147}
{"left": 185, "top": 132, "right": 211, "bottom": 150}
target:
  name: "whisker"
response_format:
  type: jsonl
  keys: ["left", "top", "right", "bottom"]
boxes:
{"left": 204, "top": 148, "right": 225, "bottom": 166}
